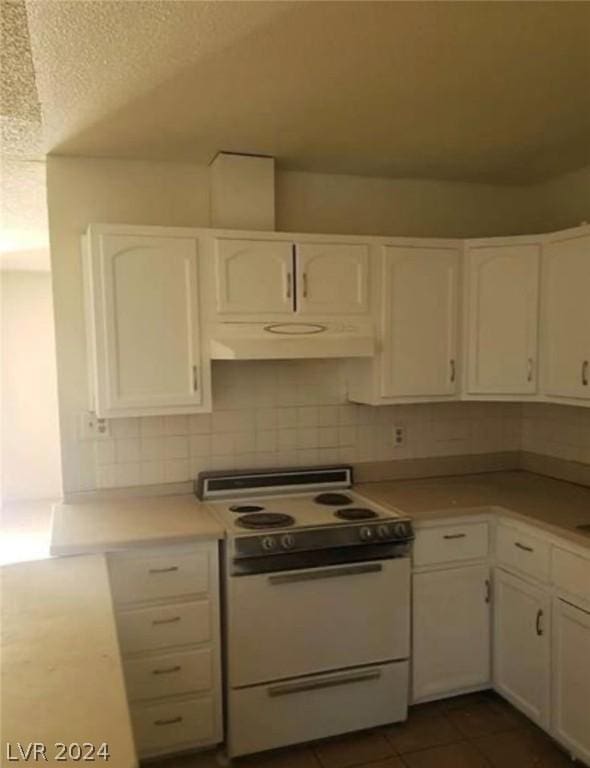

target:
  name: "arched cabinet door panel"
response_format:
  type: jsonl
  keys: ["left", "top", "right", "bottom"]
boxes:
{"left": 295, "top": 243, "right": 369, "bottom": 315}
{"left": 465, "top": 242, "right": 540, "bottom": 395}
{"left": 215, "top": 239, "right": 294, "bottom": 315}
{"left": 542, "top": 231, "right": 590, "bottom": 401}
{"left": 85, "top": 230, "right": 208, "bottom": 417}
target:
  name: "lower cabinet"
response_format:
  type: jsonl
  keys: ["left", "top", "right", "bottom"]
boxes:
{"left": 108, "top": 542, "right": 222, "bottom": 759}
{"left": 493, "top": 567, "right": 551, "bottom": 728}
{"left": 412, "top": 564, "right": 491, "bottom": 701}
{"left": 551, "top": 598, "right": 590, "bottom": 765}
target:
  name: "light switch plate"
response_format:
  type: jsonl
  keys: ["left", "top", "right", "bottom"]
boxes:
{"left": 78, "top": 411, "right": 110, "bottom": 441}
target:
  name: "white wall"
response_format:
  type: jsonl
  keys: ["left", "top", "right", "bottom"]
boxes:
{"left": 1, "top": 271, "right": 62, "bottom": 502}
{"left": 533, "top": 164, "right": 590, "bottom": 232}
{"left": 46, "top": 156, "right": 590, "bottom": 493}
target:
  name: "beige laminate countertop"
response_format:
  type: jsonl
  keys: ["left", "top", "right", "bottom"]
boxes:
{"left": 0, "top": 555, "right": 136, "bottom": 767}
{"left": 358, "top": 470, "right": 590, "bottom": 549}
{"left": 51, "top": 494, "right": 223, "bottom": 556}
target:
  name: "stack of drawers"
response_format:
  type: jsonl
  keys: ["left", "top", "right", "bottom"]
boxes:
{"left": 108, "top": 542, "right": 222, "bottom": 759}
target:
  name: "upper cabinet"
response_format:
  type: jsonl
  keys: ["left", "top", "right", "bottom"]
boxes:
{"left": 295, "top": 243, "right": 369, "bottom": 315}
{"left": 541, "top": 228, "right": 590, "bottom": 402}
{"left": 464, "top": 241, "right": 540, "bottom": 396}
{"left": 381, "top": 246, "right": 461, "bottom": 399}
{"left": 215, "top": 239, "right": 294, "bottom": 315}
{"left": 213, "top": 238, "right": 370, "bottom": 318}
{"left": 84, "top": 226, "right": 211, "bottom": 418}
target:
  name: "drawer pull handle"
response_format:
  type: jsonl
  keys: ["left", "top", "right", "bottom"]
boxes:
{"left": 485, "top": 579, "right": 491, "bottom": 604}
{"left": 443, "top": 533, "right": 466, "bottom": 540}
{"left": 152, "top": 665, "right": 181, "bottom": 676}
{"left": 515, "top": 542, "right": 533, "bottom": 553}
{"left": 152, "top": 616, "right": 181, "bottom": 626}
{"left": 527, "top": 357, "right": 534, "bottom": 382}
{"left": 536, "top": 609, "right": 544, "bottom": 636}
{"left": 583, "top": 360, "right": 589, "bottom": 387}
{"left": 269, "top": 563, "right": 382, "bottom": 585}
{"left": 268, "top": 669, "right": 381, "bottom": 697}
{"left": 148, "top": 566, "right": 179, "bottom": 574}
{"left": 450, "top": 358, "right": 456, "bottom": 383}
{"left": 154, "top": 716, "right": 183, "bottom": 727}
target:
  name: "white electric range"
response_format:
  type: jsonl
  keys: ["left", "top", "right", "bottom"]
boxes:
{"left": 196, "top": 465, "right": 414, "bottom": 758}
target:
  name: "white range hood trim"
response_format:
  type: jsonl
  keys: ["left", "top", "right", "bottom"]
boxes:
{"left": 209, "top": 321, "right": 375, "bottom": 360}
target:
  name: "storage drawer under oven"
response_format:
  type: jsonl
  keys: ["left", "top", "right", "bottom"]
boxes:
{"left": 228, "top": 660, "right": 409, "bottom": 757}
{"left": 227, "top": 557, "right": 410, "bottom": 687}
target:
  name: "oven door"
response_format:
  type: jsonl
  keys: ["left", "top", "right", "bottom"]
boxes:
{"left": 227, "top": 557, "right": 410, "bottom": 687}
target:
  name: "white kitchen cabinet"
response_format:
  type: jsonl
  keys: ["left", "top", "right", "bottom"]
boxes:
{"left": 84, "top": 226, "right": 210, "bottom": 418}
{"left": 381, "top": 246, "right": 460, "bottom": 398}
{"left": 214, "top": 238, "right": 294, "bottom": 315}
{"left": 464, "top": 241, "right": 540, "bottom": 396}
{"left": 295, "top": 243, "right": 369, "bottom": 315}
{"left": 541, "top": 227, "right": 590, "bottom": 402}
{"left": 493, "top": 568, "right": 551, "bottom": 728}
{"left": 413, "top": 564, "right": 491, "bottom": 701}
{"left": 551, "top": 598, "right": 590, "bottom": 765}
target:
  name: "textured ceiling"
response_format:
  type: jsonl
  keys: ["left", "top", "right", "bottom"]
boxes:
{"left": 22, "top": 0, "right": 590, "bottom": 185}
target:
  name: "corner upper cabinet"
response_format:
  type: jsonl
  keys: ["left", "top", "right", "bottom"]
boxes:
{"left": 464, "top": 240, "right": 540, "bottom": 396}
{"left": 295, "top": 243, "right": 369, "bottom": 315}
{"left": 83, "top": 226, "right": 211, "bottom": 418}
{"left": 214, "top": 238, "right": 294, "bottom": 315}
{"left": 381, "top": 245, "right": 461, "bottom": 398}
{"left": 541, "top": 227, "right": 590, "bottom": 403}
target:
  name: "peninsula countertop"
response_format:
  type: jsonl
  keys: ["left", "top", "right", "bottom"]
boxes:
{"left": 0, "top": 555, "right": 136, "bottom": 767}
{"left": 50, "top": 494, "right": 223, "bottom": 556}
{"left": 358, "top": 470, "right": 590, "bottom": 549}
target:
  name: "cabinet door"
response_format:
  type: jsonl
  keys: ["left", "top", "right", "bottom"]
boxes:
{"left": 552, "top": 599, "right": 590, "bottom": 764}
{"left": 413, "top": 565, "right": 490, "bottom": 702}
{"left": 295, "top": 243, "right": 369, "bottom": 315}
{"left": 88, "top": 233, "right": 203, "bottom": 416}
{"left": 493, "top": 568, "right": 551, "bottom": 728}
{"left": 542, "top": 231, "right": 590, "bottom": 400}
{"left": 465, "top": 244, "right": 539, "bottom": 395}
{"left": 381, "top": 246, "right": 460, "bottom": 397}
{"left": 215, "top": 239, "right": 294, "bottom": 315}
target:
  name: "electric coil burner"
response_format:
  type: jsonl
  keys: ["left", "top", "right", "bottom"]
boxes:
{"left": 230, "top": 504, "right": 265, "bottom": 513}
{"left": 335, "top": 507, "right": 379, "bottom": 521}
{"left": 314, "top": 492, "right": 353, "bottom": 506}
{"left": 236, "top": 512, "right": 295, "bottom": 529}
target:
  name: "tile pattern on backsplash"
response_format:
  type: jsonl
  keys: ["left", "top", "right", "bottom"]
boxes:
{"left": 522, "top": 402, "right": 590, "bottom": 465}
{"left": 89, "top": 360, "right": 523, "bottom": 490}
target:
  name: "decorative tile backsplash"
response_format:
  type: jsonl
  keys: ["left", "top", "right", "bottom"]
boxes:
{"left": 87, "top": 360, "right": 525, "bottom": 490}
{"left": 521, "top": 402, "right": 590, "bottom": 465}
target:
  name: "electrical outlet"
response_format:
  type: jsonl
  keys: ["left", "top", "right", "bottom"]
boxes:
{"left": 78, "top": 412, "right": 110, "bottom": 441}
{"left": 392, "top": 425, "right": 406, "bottom": 447}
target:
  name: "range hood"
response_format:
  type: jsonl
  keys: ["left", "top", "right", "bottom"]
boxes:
{"left": 209, "top": 321, "right": 375, "bottom": 360}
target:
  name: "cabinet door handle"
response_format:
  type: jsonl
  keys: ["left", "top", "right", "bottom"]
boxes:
{"left": 515, "top": 541, "right": 534, "bottom": 553}
{"left": 152, "top": 665, "right": 181, "bottom": 676}
{"left": 302, "top": 272, "right": 308, "bottom": 298}
{"left": 286, "top": 272, "right": 292, "bottom": 299}
{"left": 148, "top": 566, "right": 179, "bottom": 574}
{"left": 527, "top": 357, "right": 534, "bottom": 382}
{"left": 154, "top": 716, "right": 183, "bottom": 726}
{"left": 450, "top": 359, "right": 456, "bottom": 383}
{"left": 443, "top": 533, "right": 466, "bottom": 540}
{"left": 583, "top": 360, "right": 589, "bottom": 387}
{"left": 536, "top": 609, "right": 544, "bottom": 636}
{"left": 485, "top": 579, "right": 491, "bottom": 604}
{"left": 152, "top": 616, "right": 181, "bottom": 626}
{"left": 192, "top": 364, "right": 199, "bottom": 392}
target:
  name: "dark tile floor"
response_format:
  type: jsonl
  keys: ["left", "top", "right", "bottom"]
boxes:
{"left": 152, "top": 691, "right": 587, "bottom": 768}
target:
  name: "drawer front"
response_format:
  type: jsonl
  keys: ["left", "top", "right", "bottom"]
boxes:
{"left": 228, "top": 660, "right": 408, "bottom": 757}
{"left": 109, "top": 548, "right": 209, "bottom": 605}
{"left": 132, "top": 695, "right": 217, "bottom": 756}
{"left": 124, "top": 648, "right": 213, "bottom": 702}
{"left": 552, "top": 548, "right": 590, "bottom": 606}
{"left": 117, "top": 600, "right": 211, "bottom": 655}
{"left": 496, "top": 523, "right": 550, "bottom": 582}
{"left": 413, "top": 523, "right": 488, "bottom": 566}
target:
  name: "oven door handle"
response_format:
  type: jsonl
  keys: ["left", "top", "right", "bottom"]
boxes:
{"left": 268, "top": 562, "right": 383, "bottom": 585}
{"left": 268, "top": 668, "right": 382, "bottom": 697}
